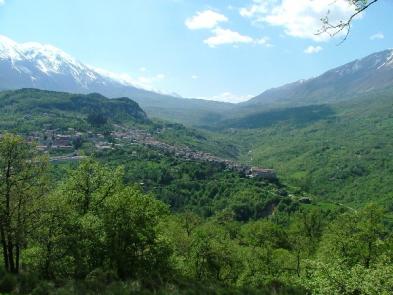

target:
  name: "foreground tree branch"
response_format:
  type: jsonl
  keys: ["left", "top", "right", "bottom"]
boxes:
{"left": 318, "top": 0, "right": 379, "bottom": 44}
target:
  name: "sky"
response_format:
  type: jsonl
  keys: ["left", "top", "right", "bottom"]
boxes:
{"left": 0, "top": 0, "right": 392, "bottom": 102}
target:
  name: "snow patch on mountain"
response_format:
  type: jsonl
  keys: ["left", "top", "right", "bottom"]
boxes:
{"left": 379, "top": 49, "right": 393, "bottom": 69}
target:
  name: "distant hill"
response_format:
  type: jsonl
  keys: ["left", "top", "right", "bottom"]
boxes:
{"left": 0, "top": 88, "right": 148, "bottom": 132}
{"left": 213, "top": 105, "right": 335, "bottom": 130}
{"left": 0, "top": 35, "right": 233, "bottom": 126}
{"left": 245, "top": 49, "right": 393, "bottom": 107}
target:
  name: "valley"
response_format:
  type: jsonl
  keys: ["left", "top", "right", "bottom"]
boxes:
{"left": 0, "top": 27, "right": 392, "bottom": 294}
{"left": 1, "top": 42, "right": 393, "bottom": 209}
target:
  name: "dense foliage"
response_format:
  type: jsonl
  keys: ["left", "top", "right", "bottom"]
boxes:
{"left": 94, "top": 145, "right": 297, "bottom": 220}
{"left": 210, "top": 88, "right": 393, "bottom": 206}
{"left": 0, "top": 134, "right": 392, "bottom": 295}
{"left": 0, "top": 87, "right": 392, "bottom": 293}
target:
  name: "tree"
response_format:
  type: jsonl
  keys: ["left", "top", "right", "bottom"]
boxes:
{"left": 320, "top": 205, "right": 387, "bottom": 268}
{"left": 319, "top": 0, "right": 379, "bottom": 42}
{"left": 60, "top": 159, "right": 124, "bottom": 278}
{"left": 30, "top": 159, "right": 125, "bottom": 279}
{"left": 32, "top": 193, "right": 77, "bottom": 279}
{"left": 302, "top": 205, "right": 393, "bottom": 294}
{"left": 179, "top": 211, "right": 202, "bottom": 237}
{"left": 287, "top": 209, "right": 326, "bottom": 278}
{"left": 0, "top": 134, "right": 48, "bottom": 273}
{"left": 87, "top": 113, "right": 108, "bottom": 127}
{"left": 238, "top": 220, "right": 292, "bottom": 286}
{"left": 62, "top": 159, "right": 124, "bottom": 215}
{"left": 32, "top": 159, "right": 173, "bottom": 285}
{"left": 190, "top": 223, "right": 240, "bottom": 284}
{"left": 103, "top": 187, "right": 172, "bottom": 281}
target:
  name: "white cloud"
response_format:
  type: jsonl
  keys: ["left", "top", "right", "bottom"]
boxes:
{"left": 203, "top": 28, "right": 272, "bottom": 48}
{"left": 256, "top": 37, "right": 273, "bottom": 47}
{"left": 304, "top": 45, "right": 323, "bottom": 54}
{"left": 191, "top": 75, "right": 199, "bottom": 80}
{"left": 185, "top": 10, "right": 228, "bottom": 30}
{"left": 204, "top": 28, "right": 254, "bottom": 47}
{"left": 240, "top": 0, "right": 271, "bottom": 18}
{"left": 370, "top": 32, "right": 384, "bottom": 40}
{"left": 186, "top": 8, "right": 273, "bottom": 48}
{"left": 200, "top": 92, "right": 253, "bottom": 103}
{"left": 240, "top": 0, "right": 359, "bottom": 42}
{"left": 0, "top": 0, "right": 5, "bottom": 6}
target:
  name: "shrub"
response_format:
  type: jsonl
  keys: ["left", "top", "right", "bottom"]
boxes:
{"left": 18, "top": 272, "right": 39, "bottom": 294}
{"left": 0, "top": 273, "right": 17, "bottom": 293}
{"left": 31, "top": 281, "right": 55, "bottom": 295}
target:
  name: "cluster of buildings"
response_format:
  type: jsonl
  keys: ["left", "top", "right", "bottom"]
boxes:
{"left": 111, "top": 128, "right": 277, "bottom": 180}
{"left": 25, "top": 129, "right": 79, "bottom": 152}
{"left": 1, "top": 126, "right": 276, "bottom": 180}
{"left": 25, "top": 129, "right": 115, "bottom": 152}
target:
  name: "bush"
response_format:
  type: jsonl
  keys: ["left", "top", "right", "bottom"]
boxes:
{"left": 0, "top": 273, "right": 17, "bottom": 293}
{"left": 85, "top": 268, "right": 119, "bottom": 292}
{"left": 18, "top": 272, "right": 39, "bottom": 294}
{"left": 31, "top": 281, "right": 55, "bottom": 295}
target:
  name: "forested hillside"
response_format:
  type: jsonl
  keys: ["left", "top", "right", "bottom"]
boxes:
{"left": 210, "top": 87, "right": 393, "bottom": 206}
{"left": 0, "top": 89, "right": 148, "bottom": 132}
{"left": 0, "top": 133, "right": 392, "bottom": 295}
{"left": 0, "top": 86, "right": 392, "bottom": 294}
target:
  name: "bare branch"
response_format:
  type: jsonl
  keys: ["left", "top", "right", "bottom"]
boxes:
{"left": 317, "top": 0, "right": 379, "bottom": 44}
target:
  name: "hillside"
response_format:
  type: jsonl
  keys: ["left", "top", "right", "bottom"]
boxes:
{"left": 0, "top": 88, "right": 148, "bottom": 132}
{"left": 0, "top": 89, "right": 296, "bottom": 222}
{"left": 93, "top": 144, "right": 294, "bottom": 220}
{"left": 211, "top": 87, "right": 393, "bottom": 206}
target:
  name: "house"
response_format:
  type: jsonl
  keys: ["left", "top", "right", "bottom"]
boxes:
{"left": 248, "top": 167, "right": 277, "bottom": 180}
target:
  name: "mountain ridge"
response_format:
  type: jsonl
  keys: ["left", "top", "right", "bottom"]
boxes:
{"left": 246, "top": 49, "right": 393, "bottom": 107}
{"left": 0, "top": 35, "right": 173, "bottom": 97}
{"left": 2, "top": 35, "right": 393, "bottom": 127}
{"left": 0, "top": 35, "right": 234, "bottom": 126}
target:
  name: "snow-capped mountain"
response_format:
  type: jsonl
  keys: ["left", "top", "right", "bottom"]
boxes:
{"left": 246, "top": 49, "right": 393, "bottom": 106}
{"left": 0, "top": 35, "right": 236, "bottom": 125}
{"left": 0, "top": 35, "right": 175, "bottom": 101}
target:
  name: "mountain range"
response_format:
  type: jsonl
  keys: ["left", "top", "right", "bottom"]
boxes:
{"left": 1, "top": 35, "right": 393, "bottom": 126}
{"left": 0, "top": 35, "right": 234, "bottom": 124}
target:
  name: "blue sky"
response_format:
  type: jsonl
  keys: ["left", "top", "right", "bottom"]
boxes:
{"left": 0, "top": 0, "right": 392, "bottom": 102}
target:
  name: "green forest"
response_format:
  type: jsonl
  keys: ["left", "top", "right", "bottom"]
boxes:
{"left": 0, "top": 87, "right": 392, "bottom": 294}
{"left": 209, "top": 87, "right": 393, "bottom": 206}
{"left": 0, "top": 133, "right": 392, "bottom": 295}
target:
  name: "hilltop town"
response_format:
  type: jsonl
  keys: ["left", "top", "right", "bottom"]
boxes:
{"left": 1, "top": 126, "right": 277, "bottom": 180}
